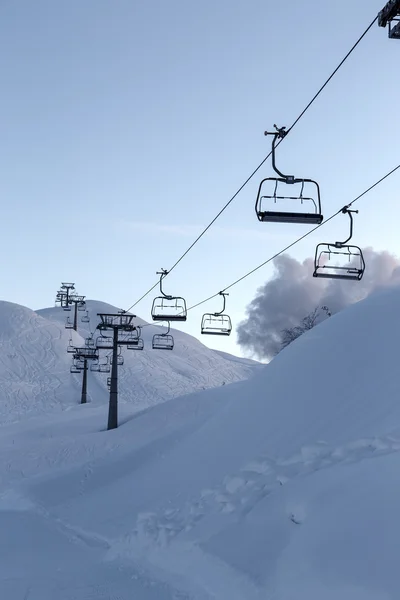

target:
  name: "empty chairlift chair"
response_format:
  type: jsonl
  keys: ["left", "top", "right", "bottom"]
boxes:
{"left": 81, "top": 311, "right": 90, "bottom": 323}
{"left": 127, "top": 337, "right": 144, "bottom": 351}
{"left": 132, "top": 338, "right": 144, "bottom": 350}
{"left": 201, "top": 292, "right": 232, "bottom": 336}
{"left": 99, "top": 358, "right": 111, "bottom": 373}
{"left": 313, "top": 207, "right": 365, "bottom": 281}
{"left": 90, "top": 359, "right": 100, "bottom": 372}
{"left": 151, "top": 269, "right": 187, "bottom": 322}
{"left": 70, "top": 358, "right": 85, "bottom": 373}
{"left": 152, "top": 321, "right": 174, "bottom": 350}
{"left": 255, "top": 125, "right": 323, "bottom": 225}
{"left": 65, "top": 316, "right": 74, "bottom": 329}
{"left": 66, "top": 339, "right": 76, "bottom": 353}
{"left": 95, "top": 334, "right": 114, "bottom": 350}
{"left": 85, "top": 336, "right": 95, "bottom": 348}
{"left": 126, "top": 327, "right": 144, "bottom": 350}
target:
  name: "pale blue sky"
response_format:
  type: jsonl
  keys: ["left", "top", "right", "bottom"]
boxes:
{"left": 1, "top": 0, "right": 399, "bottom": 357}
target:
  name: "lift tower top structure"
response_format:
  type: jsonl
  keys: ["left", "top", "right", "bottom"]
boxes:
{"left": 378, "top": 0, "right": 400, "bottom": 38}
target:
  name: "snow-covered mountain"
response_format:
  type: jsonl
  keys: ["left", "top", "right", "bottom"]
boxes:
{"left": 0, "top": 299, "right": 261, "bottom": 424}
{"left": 1, "top": 286, "right": 400, "bottom": 598}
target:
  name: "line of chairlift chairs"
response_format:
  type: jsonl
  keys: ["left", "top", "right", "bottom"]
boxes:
{"left": 147, "top": 126, "right": 366, "bottom": 337}
{"left": 65, "top": 125, "right": 366, "bottom": 357}
{"left": 150, "top": 268, "right": 233, "bottom": 338}
{"left": 64, "top": 294, "right": 176, "bottom": 371}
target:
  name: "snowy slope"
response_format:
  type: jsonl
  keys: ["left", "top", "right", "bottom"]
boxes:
{"left": 2, "top": 286, "right": 400, "bottom": 598}
{"left": 0, "top": 299, "right": 261, "bottom": 424}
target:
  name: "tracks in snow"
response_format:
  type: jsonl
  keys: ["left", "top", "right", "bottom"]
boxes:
{"left": 133, "top": 435, "right": 400, "bottom": 546}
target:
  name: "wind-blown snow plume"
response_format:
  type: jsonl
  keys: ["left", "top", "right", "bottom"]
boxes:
{"left": 237, "top": 248, "right": 400, "bottom": 360}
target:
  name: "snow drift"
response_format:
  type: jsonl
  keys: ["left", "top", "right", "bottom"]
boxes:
{"left": 1, "top": 285, "right": 400, "bottom": 598}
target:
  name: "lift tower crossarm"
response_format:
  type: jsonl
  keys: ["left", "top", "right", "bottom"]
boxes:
{"left": 378, "top": 0, "right": 400, "bottom": 27}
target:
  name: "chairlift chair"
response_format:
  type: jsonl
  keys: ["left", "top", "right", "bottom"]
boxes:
{"left": 90, "top": 362, "right": 100, "bottom": 372}
{"left": 65, "top": 317, "right": 74, "bottom": 329}
{"left": 85, "top": 336, "right": 95, "bottom": 348}
{"left": 71, "top": 358, "right": 85, "bottom": 372}
{"left": 201, "top": 292, "right": 232, "bottom": 336}
{"left": 313, "top": 207, "right": 365, "bottom": 281}
{"left": 255, "top": 125, "right": 323, "bottom": 225}
{"left": 95, "top": 335, "right": 114, "bottom": 350}
{"left": 99, "top": 359, "right": 111, "bottom": 373}
{"left": 125, "top": 326, "right": 140, "bottom": 349}
{"left": 127, "top": 337, "right": 144, "bottom": 351}
{"left": 77, "top": 301, "right": 86, "bottom": 312}
{"left": 81, "top": 311, "right": 90, "bottom": 323}
{"left": 78, "top": 347, "right": 98, "bottom": 360}
{"left": 151, "top": 269, "right": 187, "bottom": 321}
{"left": 70, "top": 364, "right": 81, "bottom": 374}
{"left": 89, "top": 356, "right": 99, "bottom": 368}
{"left": 152, "top": 321, "right": 174, "bottom": 350}
{"left": 126, "top": 338, "right": 139, "bottom": 349}
{"left": 67, "top": 340, "right": 76, "bottom": 353}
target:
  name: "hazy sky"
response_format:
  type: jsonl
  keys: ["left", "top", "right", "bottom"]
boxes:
{"left": 0, "top": 0, "right": 398, "bottom": 357}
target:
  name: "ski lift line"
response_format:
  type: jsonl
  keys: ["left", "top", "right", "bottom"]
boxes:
{"left": 287, "top": 15, "right": 378, "bottom": 136}
{"left": 122, "top": 15, "right": 377, "bottom": 315}
{"left": 124, "top": 281, "right": 160, "bottom": 313}
{"left": 165, "top": 15, "right": 378, "bottom": 275}
{"left": 183, "top": 162, "right": 400, "bottom": 314}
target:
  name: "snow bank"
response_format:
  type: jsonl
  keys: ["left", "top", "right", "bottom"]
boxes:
{"left": 1, "top": 286, "right": 400, "bottom": 598}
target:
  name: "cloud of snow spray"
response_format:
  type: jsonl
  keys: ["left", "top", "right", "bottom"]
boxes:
{"left": 237, "top": 248, "right": 400, "bottom": 361}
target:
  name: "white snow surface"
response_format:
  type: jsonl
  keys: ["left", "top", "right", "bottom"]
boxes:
{"left": 1, "top": 286, "right": 400, "bottom": 598}
{"left": 0, "top": 299, "right": 260, "bottom": 424}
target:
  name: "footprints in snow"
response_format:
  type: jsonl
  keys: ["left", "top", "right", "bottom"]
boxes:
{"left": 134, "top": 436, "right": 400, "bottom": 545}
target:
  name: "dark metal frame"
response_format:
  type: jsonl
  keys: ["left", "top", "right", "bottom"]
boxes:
{"left": 152, "top": 321, "right": 174, "bottom": 350}
{"left": 151, "top": 269, "right": 187, "bottom": 321}
{"left": 201, "top": 292, "right": 232, "bottom": 336}
{"left": 81, "top": 311, "right": 90, "bottom": 323}
{"left": 255, "top": 125, "right": 323, "bottom": 224}
{"left": 378, "top": 0, "right": 400, "bottom": 38}
{"left": 313, "top": 207, "right": 365, "bottom": 281}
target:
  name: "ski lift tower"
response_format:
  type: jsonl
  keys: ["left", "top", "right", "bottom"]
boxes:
{"left": 68, "top": 295, "right": 86, "bottom": 331}
{"left": 378, "top": 0, "right": 400, "bottom": 38}
{"left": 72, "top": 346, "right": 99, "bottom": 404}
{"left": 96, "top": 312, "right": 137, "bottom": 431}
{"left": 56, "top": 284, "right": 87, "bottom": 332}
{"left": 56, "top": 282, "right": 75, "bottom": 309}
